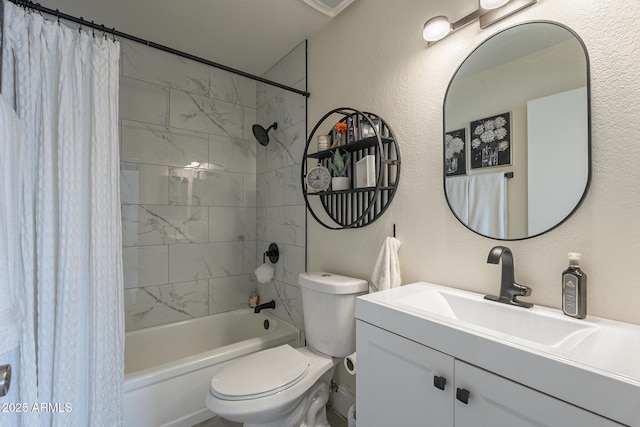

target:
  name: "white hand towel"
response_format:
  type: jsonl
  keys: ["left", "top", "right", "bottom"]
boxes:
{"left": 369, "top": 236, "right": 402, "bottom": 293}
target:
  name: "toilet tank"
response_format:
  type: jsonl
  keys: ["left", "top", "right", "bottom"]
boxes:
{"left": 299, "top": 272, "right": 368, "bottom": 357}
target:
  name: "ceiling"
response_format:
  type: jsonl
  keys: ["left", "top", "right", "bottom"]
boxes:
{"left": 38, "top": 0, "right": 337, "bottom": 76}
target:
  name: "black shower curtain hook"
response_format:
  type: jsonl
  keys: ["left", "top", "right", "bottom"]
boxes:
{"left": 112, "top": 27, "right": 116, "bottom": 43}
{"left": 91, "top": 21, "right": 95, "bottom": 38}
{"left": 79, "top": 17, "right": 83, "bottom": 33}
{"left": 55, "top": 9, "right": 60, "bottom": 25}
{"left": 101, "top": 24, "right": 106, "bottom": 40}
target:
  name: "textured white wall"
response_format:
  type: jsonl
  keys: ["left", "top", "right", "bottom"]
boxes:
{"left": 307, "top": 0, "right": 640, "bottom": 325}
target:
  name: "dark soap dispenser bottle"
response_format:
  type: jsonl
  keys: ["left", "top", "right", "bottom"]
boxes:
{"left": 562, "top": 252, "right": 587, "bottom": 319}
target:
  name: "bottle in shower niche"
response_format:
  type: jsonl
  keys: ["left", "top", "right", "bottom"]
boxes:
{"left": 249, "top": 289, "right": 260, "bottom": 309}
{"left": 562, "top": 252, "right": 587, "bottom": 319}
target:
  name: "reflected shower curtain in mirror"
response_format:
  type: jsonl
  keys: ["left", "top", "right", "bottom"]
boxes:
{"left": 1, "top": 1, "right": 124, "bottom": 425}
{"left": 444, "top": 176, "right": 469, "bottom": 224}
{"left": 445, "top": 173, "right": 507, "bottom": 238}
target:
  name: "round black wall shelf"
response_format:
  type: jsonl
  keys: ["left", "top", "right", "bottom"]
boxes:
{"left": 301, "top": 107, "right": 401, "bottom": 230}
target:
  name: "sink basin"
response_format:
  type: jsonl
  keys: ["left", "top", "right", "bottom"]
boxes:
{"left": 392, "top": 284, "right": 597, "bottom": 350}
{"left": 360, "top": 282, "right": 640, "bottom": 380}
{"left": 560, "top": 324, "right": 640, "bottom": 380}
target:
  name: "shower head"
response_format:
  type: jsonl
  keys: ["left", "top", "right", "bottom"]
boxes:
{"left": 252, "top": 122, "right": 278, "bottom": 146}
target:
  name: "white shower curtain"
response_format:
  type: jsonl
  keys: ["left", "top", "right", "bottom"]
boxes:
{"left": 1, "top": 2, "right": 124, "bottom": 426}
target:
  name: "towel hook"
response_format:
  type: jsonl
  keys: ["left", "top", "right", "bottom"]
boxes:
{"left": 393, "top": 224, "right": 396, "bottom": 238}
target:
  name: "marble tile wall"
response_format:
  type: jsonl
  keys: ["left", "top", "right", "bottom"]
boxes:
{"left": 120, "top": 40, "right": 261, "bottom": 331}
{"left": 255, "top": 42, "right": 308, "bottom": 332}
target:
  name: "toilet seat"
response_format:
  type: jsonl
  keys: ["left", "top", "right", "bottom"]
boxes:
{"left": 210, "top": 344, "right": 309, "bottom": 401}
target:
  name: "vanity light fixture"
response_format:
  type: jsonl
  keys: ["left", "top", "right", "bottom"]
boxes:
{"left": 422, "top": 15, "right": 452, "bottom": 42}
{"left": 423, "top": 0, "right": 537, "bottom": 45}
{"left": 480, "top": 0, "right": 510, "bottom": 9}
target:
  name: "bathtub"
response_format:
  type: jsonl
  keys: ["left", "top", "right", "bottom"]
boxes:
{"left": 124, "top": 308, "right": 300, "bottom": 427}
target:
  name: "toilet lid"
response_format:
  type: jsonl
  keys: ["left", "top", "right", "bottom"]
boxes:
{"left": 210, "top": 344, "right": 309, "bottom": 400}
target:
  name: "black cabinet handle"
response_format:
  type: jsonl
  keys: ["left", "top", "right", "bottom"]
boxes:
{"left": 456, "top": 387, "right": 470, "bottom": 404}
{"left": 433, "top": 375, "right": 447, "bottom": 391}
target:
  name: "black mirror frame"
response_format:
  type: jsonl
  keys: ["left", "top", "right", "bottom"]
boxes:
{"left": 442, "top": 20, "right": 592, "bottom": 241}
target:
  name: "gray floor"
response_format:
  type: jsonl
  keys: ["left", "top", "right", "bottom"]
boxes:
{"left": 193, "top": 406, "right": 347, "bottom": 427}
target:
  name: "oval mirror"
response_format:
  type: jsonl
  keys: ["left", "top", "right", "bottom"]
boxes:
{"left": 443, "top": 21, "right": 590, "bottom": 240}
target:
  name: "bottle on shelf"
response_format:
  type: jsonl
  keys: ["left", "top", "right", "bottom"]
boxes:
{"left": 249, "top": 289, "right": 260, "bottom": 309}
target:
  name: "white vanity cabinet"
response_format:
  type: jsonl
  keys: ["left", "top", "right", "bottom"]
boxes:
{"left": 453, "top": 360, "right": 619, "bottom": 426}
{"left": 356, "top": 321, "right": 454, "bottom": 426}
{"left": 357, "top": 320, "right": 621, "bottom": 427}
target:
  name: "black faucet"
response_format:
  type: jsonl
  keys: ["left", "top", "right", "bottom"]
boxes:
{"left": 254, "top": 300, "right": 276, "bottom": 313}
{"left": 484, "top": 246, "right": 533, "bottom": 308}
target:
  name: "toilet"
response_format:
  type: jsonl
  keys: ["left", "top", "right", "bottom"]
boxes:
{"left": 206, "top": 272, "right": 368, "bottom": 427}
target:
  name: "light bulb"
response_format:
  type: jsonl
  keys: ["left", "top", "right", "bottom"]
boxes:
{"left": 480, "top": 0, "right": 510, "bottom": 9}
{"left": 423, "top": 16, "right": 451, "bottom": 42}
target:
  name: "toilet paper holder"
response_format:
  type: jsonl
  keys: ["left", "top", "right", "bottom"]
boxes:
{"left": 344, "top": 352, "right": 357, "bottom": 375}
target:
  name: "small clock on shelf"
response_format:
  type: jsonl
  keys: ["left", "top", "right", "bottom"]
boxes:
{"left": 305, "top": 164, "right": 331, "bottom": 192}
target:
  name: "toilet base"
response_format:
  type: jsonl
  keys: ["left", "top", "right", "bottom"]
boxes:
{"left": 206, "top": 347, "right": 339, "bottom": 427}
{"left": 208, "top": 356, "right": 338, "bottom": 427}
{"left": 244, "top": 379, "right": 331, "bottom": 427}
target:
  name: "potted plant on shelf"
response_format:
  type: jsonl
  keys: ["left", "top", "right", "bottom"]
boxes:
{"left": 329, "top": 148, "right": 351, "bottom": 191}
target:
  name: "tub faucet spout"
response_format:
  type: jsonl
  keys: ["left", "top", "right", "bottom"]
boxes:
{"left": 254, "top": 300, "right": 276, "bottom": 313}
{"left": 484, "top": 246, "right": 533, "bottom": 308}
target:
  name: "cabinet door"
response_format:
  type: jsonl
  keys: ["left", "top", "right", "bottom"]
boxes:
{"left": 454, "top": 360, "right": 621, "bottom": 427}
{"left": 356, "top": 321, "right": 454, "bottom": 427}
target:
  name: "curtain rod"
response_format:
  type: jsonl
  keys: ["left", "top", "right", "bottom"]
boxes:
{"left": 7, "top": 0, "right": 311, "bottom": 98}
